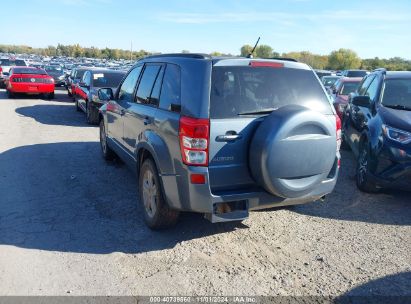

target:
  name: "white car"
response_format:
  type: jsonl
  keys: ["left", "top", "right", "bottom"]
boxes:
{"left": 0, "top": 58, "right": 28, "bottom": 87}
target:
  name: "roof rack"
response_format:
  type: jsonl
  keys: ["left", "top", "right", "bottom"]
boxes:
{"left": 142, "top": 53, "right": 211, "bottom": 60}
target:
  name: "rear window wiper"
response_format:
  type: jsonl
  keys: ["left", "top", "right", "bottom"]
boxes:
{"left": 238, "top": 108, "right": 278, "bottom": 116}
{"left": 383, "top": 104, "right": 411, "bottom": 111}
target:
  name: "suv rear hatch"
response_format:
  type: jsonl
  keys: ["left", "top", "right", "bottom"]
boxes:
{"left": 208, "top": 59, "right": 337, "bottom": 196}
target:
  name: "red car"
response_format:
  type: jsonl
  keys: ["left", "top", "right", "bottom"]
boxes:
{"left": 5, "top": 67, "right": 55, "bottom": 99}
{"left": 329, "top": 77, "right": 362, "bottom": 119}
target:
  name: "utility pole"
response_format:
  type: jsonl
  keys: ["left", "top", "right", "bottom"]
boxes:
{"left": 130, "top": 41, "right": 133, "bottom": 61}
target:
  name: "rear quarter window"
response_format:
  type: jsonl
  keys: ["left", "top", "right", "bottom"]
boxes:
{"left": 159, "top": 64, "right": 181, "bottom": 112}
{"left": 210, "top": 66, "right": 332, "bottom": 118}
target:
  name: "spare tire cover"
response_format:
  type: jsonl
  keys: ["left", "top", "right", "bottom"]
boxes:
{"left": 250, "top": 105, "right": 336, "bottom": 198}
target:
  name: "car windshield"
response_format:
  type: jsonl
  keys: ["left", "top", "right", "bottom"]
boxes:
{"left": 382, "top": 79, "right": 411, "bottom": 108}
{"left": 92, "top": 72, "right": 125, "bottom": 87}
{"left": 340, "top": 82, "right": 360, "bottom": 95}
{"left": 210, "top": 66, "right": 332, "bottom": 118}
{"left": 45, "top": 66, "right": 63, "bottom": 72}
{"left": 322, "top": 77, "right": 340, "bottom": 86}
{"left": 13, "top": 68, "right": 47, "bottom": 75}
{"left": 346, "top": 70, "right": 367, "bottom": 77}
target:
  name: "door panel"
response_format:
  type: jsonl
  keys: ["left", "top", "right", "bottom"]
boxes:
{"left": 107, "top": 66, "right": 143, "bottom": 148}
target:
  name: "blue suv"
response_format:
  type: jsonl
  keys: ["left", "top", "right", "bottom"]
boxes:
{"left": 343, "top": 69, "right": 411, "bottom": 192}
{"left": 97, "top": 54, "right": 341, "bottom": 229}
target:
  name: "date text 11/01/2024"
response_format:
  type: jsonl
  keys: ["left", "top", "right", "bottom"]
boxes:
{"left": 149, "top": 296, "right": 257, "bottom": 303}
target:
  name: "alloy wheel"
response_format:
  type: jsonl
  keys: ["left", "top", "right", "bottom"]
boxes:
{"left": 357, "top": 148, "right": 368, "bottom": 185}
{"left": 142, "top": 170, "right": 157, "bottom": 218}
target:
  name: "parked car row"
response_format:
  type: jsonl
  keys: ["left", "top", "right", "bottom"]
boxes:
{"left": 2, "top": 53, "right": 409, "bottom": 229}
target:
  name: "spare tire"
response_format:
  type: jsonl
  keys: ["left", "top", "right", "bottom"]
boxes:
{"left": 250, "top": 105, "right": 336, "bottom": 198}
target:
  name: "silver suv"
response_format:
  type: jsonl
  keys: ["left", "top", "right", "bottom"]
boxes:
{"left": 98, "top": 54, "right": 341, "bottom": 229}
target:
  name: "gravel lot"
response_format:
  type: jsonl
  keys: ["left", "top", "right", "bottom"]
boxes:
{"left": 0, "top": 89, "right": 410, "bottom": 297}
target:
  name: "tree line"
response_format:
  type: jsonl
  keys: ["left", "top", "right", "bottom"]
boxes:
{"left": 1, "top": 43, "right": 410, "bottom": 71}
{"left": 240, "top": 44, "right": 411, "bottom": 71}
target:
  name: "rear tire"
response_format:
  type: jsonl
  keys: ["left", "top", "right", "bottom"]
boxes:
{"left": 99, "top": 119, "right": 115, "bottom": 161}
{"left": 75, "top": 99, "right": 81, "bottom": 112}
{"left": 356, "top": 143, "right": 379, "bottom": 193}
{"left": 86, "top": 102, "right": 99, "bottom": 125}
{"left": 139, "top": 158, "right": 179, "bottom": 229}
{"left": 47, "top": 92, "right": 55, "bottom": 100}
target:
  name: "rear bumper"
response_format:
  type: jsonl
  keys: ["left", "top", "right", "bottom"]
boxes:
{"left": 161, "top": 159, "right": 339, "bottom": 222}
{"left": 8, "top": 83, "right": 54, "bottom": 94}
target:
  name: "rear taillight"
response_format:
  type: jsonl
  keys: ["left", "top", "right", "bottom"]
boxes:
{"left": 179, "top": 116, "right": 210, "bottom": 166}
{"left": 336, "top": 114, "right": 342, "bottom": 152}
{"left": 0, "top": 66, "right": 3, "bottom": 74}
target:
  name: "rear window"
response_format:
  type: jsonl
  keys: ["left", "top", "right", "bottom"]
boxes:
{"left": 45, "top": 66, "right": 63, "bottom": 72}
{"left": 340, "top": 82, "right": 360, "bottom": 95}
{"left": 322, "top": 77, "right": 340, "bottom": 87}
{"left": 0, "top": 59, "right": 26, "bottom": 66}
{"left": 13, "top": 68, "right": 47, "bottom": 75}
{"left": 210, "top": 66, "right": 332, "bottom": 118}
{"left": 0, "top": 59, "right": 11, "bottom": 66}
{"left": 15, "top": 60, "right": 27, "bottom": 66}
{"left": 346, "top": 70, "right": 367, "bottom": 77}
{"left": 92, "top": 72, "right": 125, "bottom": 87}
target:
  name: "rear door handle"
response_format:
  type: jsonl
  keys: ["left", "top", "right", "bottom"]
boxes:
{"left": 216, "top": 134, "right": 242, "bottom": 142}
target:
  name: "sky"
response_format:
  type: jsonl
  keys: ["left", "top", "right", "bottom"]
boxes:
{"left": 2, "top": 0, "right": 411, "bottom": 59}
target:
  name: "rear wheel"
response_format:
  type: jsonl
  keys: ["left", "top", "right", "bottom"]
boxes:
{"left": 86, "top": 102, "right": 99, "bottom": 125}
{"left": 75, "top": 99, "right": 81, "bottom": 112}
{"left": 356, "top": 143, "right": 379, "bottom": 193}
{"left": 139, "top": 158, "right": 179, "bottom": 229}
{"left": 47, "top": 92, "right": 55, "bottom": 100}
{"left": 99, "top": 119, "right": 115, "bottom": 161}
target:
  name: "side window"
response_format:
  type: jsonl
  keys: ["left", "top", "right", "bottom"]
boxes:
{"left": 365, "top": 76, "right": 380, "bottom": 101}
{"left": 159, "top": 64, "right": 181, "bottom": 112}
{"left": 149, "top": 66, "right": 165, "bottom": 106}
{"left": 86, "top": 72, "right": 92, "bottom": 86}
{"left": 358, "top": 75, "right": 375, "bottom": 95}
{"left": 135, "top": 64, "right": 162, "bottom": 106}
{"left": 118, "top": 66, "right": 142, "bottom": 102}
{"left": 82, "top": 71, "right": 89, "bottom": 85}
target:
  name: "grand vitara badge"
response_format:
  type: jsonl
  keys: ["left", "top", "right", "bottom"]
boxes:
{"left": 31, "top": 78, "right": 35, "bottom": 82}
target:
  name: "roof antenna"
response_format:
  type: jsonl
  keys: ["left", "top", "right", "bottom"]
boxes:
{"left": 247, "top": 37, "right": 260, "bottom": 58}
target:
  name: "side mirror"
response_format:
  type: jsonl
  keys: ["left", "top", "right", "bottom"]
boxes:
{"left": 352, "top": 95, "right": 370, "bottom": 107}
{"left": 98, "top": 88, "right": 114, "bottom": 101}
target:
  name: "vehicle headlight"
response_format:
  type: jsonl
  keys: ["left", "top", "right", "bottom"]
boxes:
{"left": 382, "top": 125, "right": 411, "bottom": 144}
